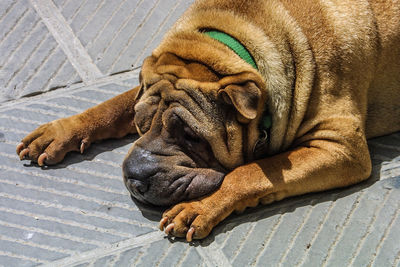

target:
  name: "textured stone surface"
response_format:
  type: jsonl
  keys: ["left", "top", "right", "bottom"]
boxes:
{"left": 1, "top": 0, "right": 194, "bottom": 102}
{"left": 0, "top": 0, "right": 399, "bottom": 266}
{"left": 0, "top": 0, "right": 80, "bottom": 102}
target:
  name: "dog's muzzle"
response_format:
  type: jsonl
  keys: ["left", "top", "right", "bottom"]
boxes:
{"left": 122, "top": 142, "right": 225, "bottom": 206}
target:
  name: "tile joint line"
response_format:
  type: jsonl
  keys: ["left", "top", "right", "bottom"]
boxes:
{"left": 29, "top": 0, "right": 103, "bottom": 83}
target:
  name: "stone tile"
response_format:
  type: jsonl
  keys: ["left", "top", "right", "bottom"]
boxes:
{"left": 0, "top": 0, "right": 79, "bottom": 102}
{"left": 58, "top": 0, "right": 194, "bottom": 75}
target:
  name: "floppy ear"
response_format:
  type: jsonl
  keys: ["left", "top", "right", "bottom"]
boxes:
{"left": 133, "top": 71, "right": 145, "bottom": 101}
{"left": 219, "top": 81, "right": 261, "bottom": 120}
{"left": 133, "top": 83, "right": 144, "bottom": 101}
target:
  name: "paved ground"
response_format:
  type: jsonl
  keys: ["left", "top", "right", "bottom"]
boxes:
{"left": 0, "top": 0, "right": 399, "bottom": 266}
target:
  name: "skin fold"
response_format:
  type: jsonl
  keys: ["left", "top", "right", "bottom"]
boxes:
{"left": 17, "top": 0, "right": 400, "bottom": 242}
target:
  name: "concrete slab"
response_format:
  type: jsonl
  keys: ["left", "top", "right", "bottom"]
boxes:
{"left": 0, "top": 0, "right": 399, "bottom": 266}
{"left": 1, "top": 0, "right": 193, "bottom": 102}
{"left": 56, "top": 0, "right": 194, "bottom": 75}
{"left": 0, "top": 0, "right": 80, "bottom": 102}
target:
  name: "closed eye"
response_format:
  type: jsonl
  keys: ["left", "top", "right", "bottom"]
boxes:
{"left": 183, "top": 124, "right": 201, "bottom": 143}
{"left": 166, "top": 112, "right": 202, "bottom": 144}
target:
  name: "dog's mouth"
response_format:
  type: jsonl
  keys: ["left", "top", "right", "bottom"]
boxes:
{"left": 124, "top": 167, "right": 225, "bottom": 206}
{"left": 122, "top": 131, "right": 227, "bottom": 206}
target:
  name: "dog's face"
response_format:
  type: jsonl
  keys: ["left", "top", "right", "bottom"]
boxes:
{"left": 123, "top": 53, "right": 266, "bottom": 206}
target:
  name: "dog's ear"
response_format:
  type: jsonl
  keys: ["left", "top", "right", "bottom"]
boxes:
{"left": 219, "top": 81, "right": 261, "bottom": 120}
{"left": 133, "top": 71, "right": 145, "bottom": 101}
{"left": 133, "top": 83, "right": 144, "bottom": 101}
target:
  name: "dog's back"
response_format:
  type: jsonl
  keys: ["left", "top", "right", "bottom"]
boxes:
{"left": 366, "top": 0, "right": 400, "bottom": 138}
{"left": 279, "top": 0, "right": 400, "bottom": 138}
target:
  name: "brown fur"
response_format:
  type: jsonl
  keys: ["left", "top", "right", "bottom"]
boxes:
{"left": 17, "top": 0, "right": 400, "bottom": 241}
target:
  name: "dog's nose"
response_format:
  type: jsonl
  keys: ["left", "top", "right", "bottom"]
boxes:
{"left": 123, "top": 145, "right": 157, "bottom": 194}
{"left": 125, "top": 178, "right": 148, "bottom": 194}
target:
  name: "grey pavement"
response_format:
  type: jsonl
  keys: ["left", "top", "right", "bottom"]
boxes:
{"left": 0, "top": 0, "right": 399, "bottom": 266}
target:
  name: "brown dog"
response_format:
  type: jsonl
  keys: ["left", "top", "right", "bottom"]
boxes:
{"left": 17, "top": 0, "right": 400, "bottom": 242}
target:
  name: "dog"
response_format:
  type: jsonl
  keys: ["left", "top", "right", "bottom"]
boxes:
{"left": 17, "top": 0, "right": 400, "bottom": 242}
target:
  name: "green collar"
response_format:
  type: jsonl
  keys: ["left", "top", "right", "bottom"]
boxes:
{"left": 203, "top": 30, "right": 272, "bottom": 134}
{"left": 204, "top": 30, "right": 258, "bottom": 70}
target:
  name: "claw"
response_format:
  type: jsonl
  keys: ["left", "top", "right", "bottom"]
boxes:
{"left": 165, "top": 223, "right": 175, "bottom": 235}
{"left": 16, "top": 143, "right": 25, "bottom": 155}
{"left": 186, "top": 227, "right": 195, "bottom": 242}
{"left": 80, "top": 139, "right": 90, "bottom": 154}
{"left": 38, "top": 153, "right": 48, "bottom": 167}
{"left": 80, "top": 142, "right": 85, "bottom": 154}
{"left": 159, "top": 217, "right": 168, "bottom": 231}
{"left": 19, "top": 148, "right": 30, "bottom": 160}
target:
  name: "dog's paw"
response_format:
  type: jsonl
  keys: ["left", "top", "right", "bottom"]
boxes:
{"left": 16, "top": 117, "right": 90, "bottom": 166}
{"left": 159, "top": 200, "right": 218, "bottom": 242}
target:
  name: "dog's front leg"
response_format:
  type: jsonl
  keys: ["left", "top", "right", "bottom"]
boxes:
{"left": 160, "top": 137, "right": 372, "bottom": 241}
{"left": 16, "top": 86, "right": 140, "bottom": 166}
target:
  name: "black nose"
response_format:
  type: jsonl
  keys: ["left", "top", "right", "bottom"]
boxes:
{"left": 123, "top": 145, "right": 157, "bottom": 195}
{"left": 125, "top": 178, "right": 148, "bottom": 194}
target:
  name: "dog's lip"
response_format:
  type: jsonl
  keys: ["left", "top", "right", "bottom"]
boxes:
{"left": 168, "top": 174, "right": 193, "bottom": 198}
{"left": 165, "top": 169, "right": 225, "bottom": 202}
{"left": 127, "top": 169, "right": 225, "bottom": 206}
{"left": 125, "top": 170, "right": 191, "bottom": 205}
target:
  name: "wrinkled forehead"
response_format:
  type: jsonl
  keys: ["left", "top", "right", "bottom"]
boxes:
{"left": 140, "top": 53, "right": 222, "bottom": 88}
{"left": 138, "top": 54, "right": 266, "bottom": 105}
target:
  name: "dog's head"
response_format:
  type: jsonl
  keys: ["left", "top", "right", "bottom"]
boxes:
{"left": 123, "top": 51, "right": 267, "bottom": 206}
